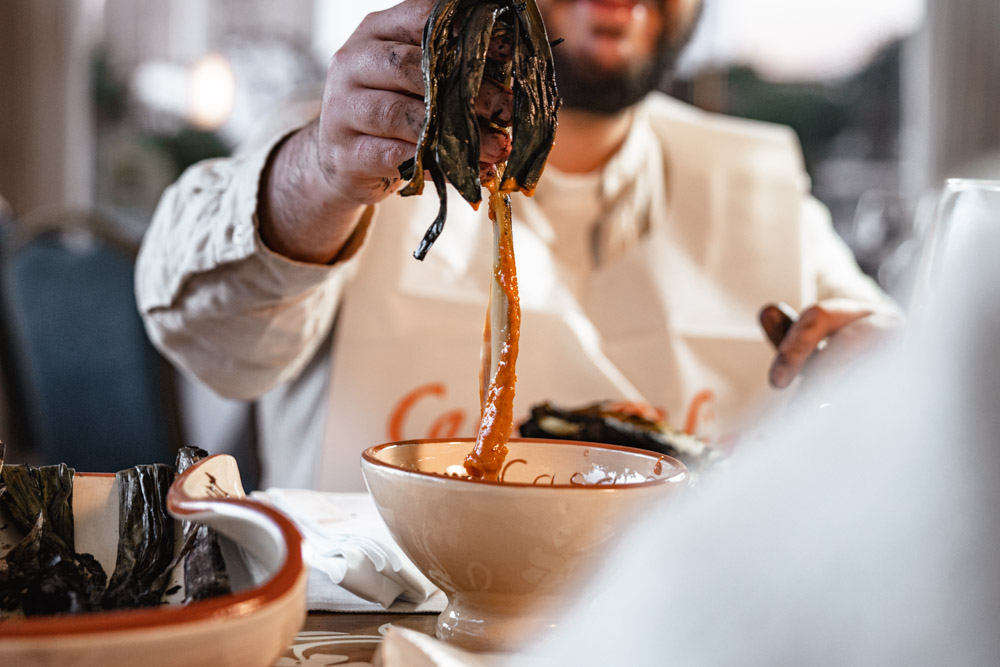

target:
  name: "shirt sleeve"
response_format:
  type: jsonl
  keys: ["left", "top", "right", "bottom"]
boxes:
{"left": 800, "top": 196, "right": 901, "bottom": 313}
{"left": 135, "top": 104, "right": 373, "bottom": 401}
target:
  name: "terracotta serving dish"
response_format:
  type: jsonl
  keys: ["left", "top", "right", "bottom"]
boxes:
{"left": 362, "top": 438, "right": 688, "bottom": 652}
{"left": 0, "top": 455, "right": 306, "bottom": 666}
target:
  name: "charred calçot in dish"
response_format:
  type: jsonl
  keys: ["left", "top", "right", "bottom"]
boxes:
{"left": 520, "top": 402, "right": 726, "bottom": 470}
{"left": 0, "top": 447, "right": 230, "bottom": 618}
{"left": 398, "top": 0, "right": 560, "bottom": 480}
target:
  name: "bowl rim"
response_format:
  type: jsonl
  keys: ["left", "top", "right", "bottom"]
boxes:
{"left": 0, "top": 455, "right": 305, "bottom": 639}
{"left": 361, "top": 437, "right": 688, "bottom": 489}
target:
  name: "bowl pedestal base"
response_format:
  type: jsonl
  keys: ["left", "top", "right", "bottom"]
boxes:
{"left": 435, "top": 592, "right": 561, "bottom": 653}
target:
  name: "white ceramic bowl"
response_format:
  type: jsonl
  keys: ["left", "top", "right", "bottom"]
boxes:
{"left": 362, "top": 438, "right": 688, "bottom": 652}
{"left": 0, "top": 455, "right": 306, "bottom": 666}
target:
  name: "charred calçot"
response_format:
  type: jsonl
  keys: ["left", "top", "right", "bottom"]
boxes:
{"left": 520, "top": 402, "right": 726, "bottom": 470}
{"left": 0, "top": 447, "right": 231, "bottom": 618}
{"left": 398, "top": 0, "right": 560, "bottom": 260}
{"left": 398, "top": 0, "right": 559, "bottom": 481}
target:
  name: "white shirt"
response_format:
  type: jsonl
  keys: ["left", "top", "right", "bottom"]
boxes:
{"left": 136, "top": 93, "right": 895, "bottom": 490}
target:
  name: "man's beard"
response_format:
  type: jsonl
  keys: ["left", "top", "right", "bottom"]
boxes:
{"left": 552, "top": 9, "right": 699, "bottom": 114}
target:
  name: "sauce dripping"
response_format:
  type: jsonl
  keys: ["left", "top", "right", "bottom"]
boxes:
{"left": 464, "top": 182, "right": 521, "bottom": 480}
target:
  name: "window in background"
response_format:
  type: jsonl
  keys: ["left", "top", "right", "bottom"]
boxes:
{"left": 674, "top": 0, "right": 926, "bottom": 298}
{"left": 91, "top": 0, "right": 328, "bottom": 485}
{"left": 310, "top": 0, "right": 929, "bottom": 296}
{"left": 94, "top": 0, "right": 325, "bottom": 240}
{"left": 95, "top": 0, "right": 957, "bottom": 299}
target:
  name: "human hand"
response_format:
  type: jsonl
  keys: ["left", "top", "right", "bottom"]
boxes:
{"left": 317, "top": 0, "right": 514, "bottom": 209}
{"left": 759, "top": 299, "right": 904, "bottom": 391}
{"left": 260, "top": 0, "right": 514, "bottom": 263}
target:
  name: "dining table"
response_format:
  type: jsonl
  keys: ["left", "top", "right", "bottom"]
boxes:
{"left": 272, "top": 610, "right": 439, "bottom": 666}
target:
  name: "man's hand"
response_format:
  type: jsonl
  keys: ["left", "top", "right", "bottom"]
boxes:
{"left": 760, "top": 299, "right": 904, "bottom": 391}
{"left": 260, "top": 0, "right": 513, "bottom": 264}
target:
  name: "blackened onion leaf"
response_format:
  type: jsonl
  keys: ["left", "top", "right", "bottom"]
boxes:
{"left": 0, "top": 448, "right": 233, "bottom": 618}
{"left": 0, "top": 463, "right": 75, "bottom": 556}
{"left": 519, "top": 402, "right": 726, "bottom": 469}
{"left": 0, "top": 464, "right": 107, "bottom": 616}
{"left": 175, "top": 447, "right": 231, "bottom": 602}
{"left": 500, "top": 0, "right": 560, "bottom": 195}
{"left": 102, "top": 464, "right": 176, "bottom": 608}
{"left": 399, "top": 0, "right": 560, "bottom": 260}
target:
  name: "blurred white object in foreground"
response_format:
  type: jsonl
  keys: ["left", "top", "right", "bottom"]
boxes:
{"left": 523, "top": 185, "right": 1000, "bottom": 665}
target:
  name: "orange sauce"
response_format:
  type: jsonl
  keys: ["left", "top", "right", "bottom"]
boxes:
{"left": 464, "top": 185, "right": 521, "bottom": 480}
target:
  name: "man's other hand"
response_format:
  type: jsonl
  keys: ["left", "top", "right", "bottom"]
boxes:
{"left": 760, "top": 299, "right": 904, "bottom": 391}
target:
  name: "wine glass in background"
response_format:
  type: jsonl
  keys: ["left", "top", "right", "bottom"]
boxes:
{"left": 845, "top": 187, "right": 942, "bottom": 308}
{"left": 864, "top": 187, "right": 939, "bottom": 307}
{"left": 908, "top": 179, "right": 1000, "bottom": 326}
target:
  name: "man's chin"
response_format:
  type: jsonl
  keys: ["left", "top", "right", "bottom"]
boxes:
{"left": 561, "top": 95, "right": 651, "bottom": 116}
{"left": 554, "top": 56, "right": 661, "bottom": 114}
{"left": 559, "top": 80, "right": 654, "bottom": 115}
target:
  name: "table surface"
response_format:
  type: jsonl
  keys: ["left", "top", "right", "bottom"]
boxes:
{"left": 273, "top": 611, "right": 438, "bottom": 666}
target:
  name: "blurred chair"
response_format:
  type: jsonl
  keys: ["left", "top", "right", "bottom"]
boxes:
{"left": 0, "top": 209, "right": 183, "bottom": 471}
{"left": 0, "top": 200, "right": 21, "bottom": 458}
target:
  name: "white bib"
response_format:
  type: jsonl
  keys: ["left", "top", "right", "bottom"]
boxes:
{"left": 320, "top": 98, "right": 812, "bottom": 490}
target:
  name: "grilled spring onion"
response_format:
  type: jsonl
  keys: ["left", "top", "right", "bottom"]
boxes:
{"left": 101, "top": 464, "right": 176, "bottom": 608}
{"left": 398, "top": 0, "right": 559, "bottom": 480}
{"left": 176, "top": 447, "right": 231, "bottom": 602}
{"left": 0, "top": 463, "right": 107, "bottom": 615}
{"left": 0, "top": 448, "right": 231, "bottom": 617}
{"left": 398, "top": 0, "right": 559, "bottom": 260}
{"left": 519, "top": 402, "right": 727, "bottom": 469}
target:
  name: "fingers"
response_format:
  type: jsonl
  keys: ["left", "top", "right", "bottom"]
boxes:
{"left": 481, "top": 128, "right": 512, "bottom": 164}
{"left": 351, "top": 136, "right": 415, "bottom": 181}
{"left": 476, "top": 25, "right": 515, "bottom": 170}
{"left": 487, "top": 23, "right": 514, "bottom": 61}
{"left": 807, "top": 310, "right": 904, "bottom": 375}
{"left": 759, "top": 302, "right": 798, "bottom": 349}
{"left": 769, "top": 302, "right": 873, "bottom": 389}
{"left": 341, "top": 64, "right": 510, "bottom": 170}
{"left": 475, "top": 78, "right": 513, "bottom": 126}
{"left": 351, "top": 41, "right": 425, "bottom": 96}
{"left": 782, "top": 309, "right": 904, "bottom": 414}
{"left": 356, "top": 0, "right": 435, "bottom": 46}
{"left": 318, "top": 0, "right": 515, "bottom": 203}
{"left": 348, "top": 90, "right": 425, "bottom": 144}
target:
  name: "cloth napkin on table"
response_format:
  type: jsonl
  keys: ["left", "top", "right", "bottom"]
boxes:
{"left": 250, "top": 489, "right": 445, "bottom": 612}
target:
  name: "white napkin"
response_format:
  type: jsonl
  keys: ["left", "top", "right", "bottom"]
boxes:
{"left": 250, "top": 489, "right": 444, "bottom": 612}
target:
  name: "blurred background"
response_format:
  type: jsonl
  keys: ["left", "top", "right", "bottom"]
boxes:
{"left": 0, "top": 0, "right": 997, "bottom": 485}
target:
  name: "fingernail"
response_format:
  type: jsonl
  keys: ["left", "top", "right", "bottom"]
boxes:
{"left": 771, "top": 363, "right": 793, "bottom": 388}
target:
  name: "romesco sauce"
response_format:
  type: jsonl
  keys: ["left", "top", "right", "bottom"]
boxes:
{"left": 464, "top": 186, "right": 521, "bottom": 480}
